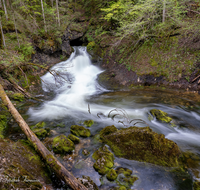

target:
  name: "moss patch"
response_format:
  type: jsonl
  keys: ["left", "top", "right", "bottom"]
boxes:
{"left": 10, "top": 93, "right": 25, "bottom": 102}
{"left": 106, "top": 169, "right": 118, "bottom": 181}
{"left": 83, "top": 120, "right": 94, "bottom": 127}
{"left": 150, "top": 109, "right": 172, "bottom": 123}
{"left": 52, "top": 134, "right": 75, "bottom": 154}
{"left": 92, "top": 146, "right": 114, "bottom": 175}
{"left": 70, "top": 125, "right": 91, "bottom": 137}
{"left": 100, "top": 126, "right": 181, "bottom": 167}
{"left": 68, "top": 134, "right": 80, "bottom": 144}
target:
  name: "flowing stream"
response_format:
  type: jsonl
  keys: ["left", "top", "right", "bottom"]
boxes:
{"left": 27, "top": 47, "right": 200, "bottom": 190}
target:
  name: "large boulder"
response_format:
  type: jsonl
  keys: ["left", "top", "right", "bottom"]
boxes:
{"left": 100, "top": 125, "right": 181, "bottom": 167}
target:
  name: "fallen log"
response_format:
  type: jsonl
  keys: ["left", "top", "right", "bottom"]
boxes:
{"left": 0, "top": 83, "right": 87, "bottom": 190}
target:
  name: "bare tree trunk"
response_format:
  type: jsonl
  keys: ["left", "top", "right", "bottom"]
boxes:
{"left": 12, "top": 12, "right": 20, "bottom": 48}
{"left": 56, "top": 0, "right": 60, "bottom": 26}
{"left": 41, "top": 0, "right": 47, "bottom": 32}
{"left": 2, "top": 0, "right": 8, "bottom": 20}
{"left": 6, "top": 0, "right": 9, "bottom": 7}
{"left": 0, "top": 0, "right": 2, "bottom": 8}
{"left": 162, "top": 0, "right": 166, "bottom": 23}
{"left": 0, "top": 17, "right": 6, "bottom": 48}
{"left": 0, "top": 84, "right": 87, "bottom": 190}
{"left": 51, "top": 0, "right": 53, "bottom": 7}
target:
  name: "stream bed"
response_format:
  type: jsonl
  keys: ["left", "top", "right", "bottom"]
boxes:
{"left": 17, "top": 47, "right": 200, "bottom": 189}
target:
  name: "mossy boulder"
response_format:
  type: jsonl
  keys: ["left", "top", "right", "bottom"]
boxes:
{"left": 83, "top": 120, "right": 94, "bottom": 127}
{"left": 0, "top": 115, "right": 8, "bottom": 138}
{"left": 150, "top": 109, "right": 172, "bottom": 123}
{"left": 100, "top": 126, "right": 181, "bottom": 167}
{"left": 70, "top": 125, "right": 91, "bottom": 137}
{"left": 100, "top": 125, "right": 118, "bottom": 138}
{"left": 106, "top": 169, "right": 118, "bottom": 181}
{"left": 33, "top": 128, "right": 49, "bottom": 138}
{"left": 68, "top": 134, "right": 80, "bottom": 144}
{"left": 92, "top": 146, "right": 114, "bottom": 175}
{"left": 52, "top": 135, "right": 75, "bottom": 154}
{"left": 31, "top": 121, "right": 49, "bottom": 138}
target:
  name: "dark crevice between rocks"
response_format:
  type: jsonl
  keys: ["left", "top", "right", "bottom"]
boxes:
{"left": 70, "top": 37, "right": 87, "bottom": 46}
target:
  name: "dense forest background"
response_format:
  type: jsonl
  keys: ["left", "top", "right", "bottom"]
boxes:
{"left": 0, "top": 0, "right": 200, "bottom": 89}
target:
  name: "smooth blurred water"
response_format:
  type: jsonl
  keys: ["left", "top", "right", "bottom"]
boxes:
{"left": 28, "top": 46, "right": 200, "bottom": 190}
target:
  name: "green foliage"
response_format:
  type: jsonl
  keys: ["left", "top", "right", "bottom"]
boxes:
{"left": 15, "top": 43, "right": 34, "bottom": 59}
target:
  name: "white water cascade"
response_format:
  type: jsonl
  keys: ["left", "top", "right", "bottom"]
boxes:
{"left": 28, "top": 47, "right": 107, "bottom": 120}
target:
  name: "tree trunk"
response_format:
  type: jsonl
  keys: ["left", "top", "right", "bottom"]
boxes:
{"left": 2, "top": 0, "right": 8, "bottom": 20}
{"left": 56, "top": 0, "right": 60, "bottom": 26}
{"left": 0, "top": 0, "right": 2, "bottom": 8}
{"left": 162, "top": 0, "right": 166, "bottom": 23}
{"left": 0, "top": 84, "right": 87, "bottom": 190}
{"left": 0, "top": 17, "right": 6, "bottom": 48}
{"left": 41, "top": 0, "right": 47, "bottom": 32}
{"left": 12, "top": 12, "right": 20, "bottom": 48}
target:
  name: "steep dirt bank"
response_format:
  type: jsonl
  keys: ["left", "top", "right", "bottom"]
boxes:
{"left": 89, "top": 32, "right": 200, "bottom": 93}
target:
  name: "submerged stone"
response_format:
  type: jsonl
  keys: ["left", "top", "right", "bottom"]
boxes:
{"left": 150, "top": 109, "right": 172, "bottom": 123}
{"left": 71, "top": 125, "right": 91, "bottom": 137}
{"left": 106, "top": 169, "right": 118, "bottom": 181}
{"left": 92, "top": 146, "right": 114, "bottom": 175}
{"left": 52, "top": 135, "right": 75, "bottom": 154}
{"left": 68, "top": 134, "right": 80, "bottom": 144}
{"left": 100, "top": 126, "right": 181, "bottom": 167}
{"left": 84, "top": 120, "right": 94, "bottom": 127}
{"left": 115, "top": 167, "right": 138, "bottom": 188}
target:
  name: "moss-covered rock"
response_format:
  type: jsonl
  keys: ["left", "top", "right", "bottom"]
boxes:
{"left": 71, "top": 125, "right": 91, "bottom": 137}
{"left": 106, "top": 169, "right": 118, "bottom": 181}
{"left": 33, "top": 128, "right": 49, "bottom": 138}
{"left": 68, "top": 134, "right": 80, "bottom": 144}
{"left": 0, "top": 139, "right": 51, "bottom": 190}
{"left": 100, "top": 125, "right": 118, "bottom": 139}
{"left": 193, "top": 180, "right": 200, "bottom": 190}
{"left": 150, "top": 109, "right": 172, "bottom": 123}
{"left": 100, "top": 126, "right": 181, "bottom": 167}
{"left": 78, "top": 175, "right": 99, "bottom": 190}
{"left": 115, "top": 167, "right": 138, "bottom": 188}
{"left": 92, "top": 146, "right": 114, "bottom": 175}
{"left": 31, "top": 121, "right": 49, "bottom": 138}
{"left": 52, "top": 135, "right": 75, "bottom": 154}
{"left": 83, "top": 120, "right": 94, "bottom": 127}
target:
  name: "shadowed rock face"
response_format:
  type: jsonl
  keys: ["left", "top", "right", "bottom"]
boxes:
{"left": 100, "top": 125, "right": 181, "bottom": 167}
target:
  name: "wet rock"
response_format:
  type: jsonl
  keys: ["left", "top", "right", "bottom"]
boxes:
{"left": 106, "top": 169, "right": 118, "bottom": 181}
{"left": 92, "top": 146, "right": 114, "bottom": 175}
{"left": 31, "top": 121, "right": 50, "bottom": 139}
{"left": 70, "top": 125, "right": 91, "bottom": 137}
{"left": 100, "top": 126, "right": 181, "bottom": 167}
{"left": 52, "top": 134, "right": 75, "bottom": 154}
{"left": 149, "top": 109, "right": 172, "bottom": 123}
{"left": 84, "top": 120, "right": 94, "bottom": 127}
{"left": 68, "top": 134, "right": 80, "bottom": 144}
{"left": 82, "top": 149, "right": 90, "bottom": 156}
{"left": 78, "top": 175, "right": 99, "bottom": 190}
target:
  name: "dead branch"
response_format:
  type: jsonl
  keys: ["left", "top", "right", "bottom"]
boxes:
{"left": 192, "top": 74, "right": 200, "bottom": 83}
{"left": 0, "top": 84, "right": 87, "bottom": 190}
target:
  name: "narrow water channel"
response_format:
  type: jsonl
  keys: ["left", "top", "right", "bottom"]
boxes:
{"left": 28, "top": 47, "right": 200, "bottom": 190}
